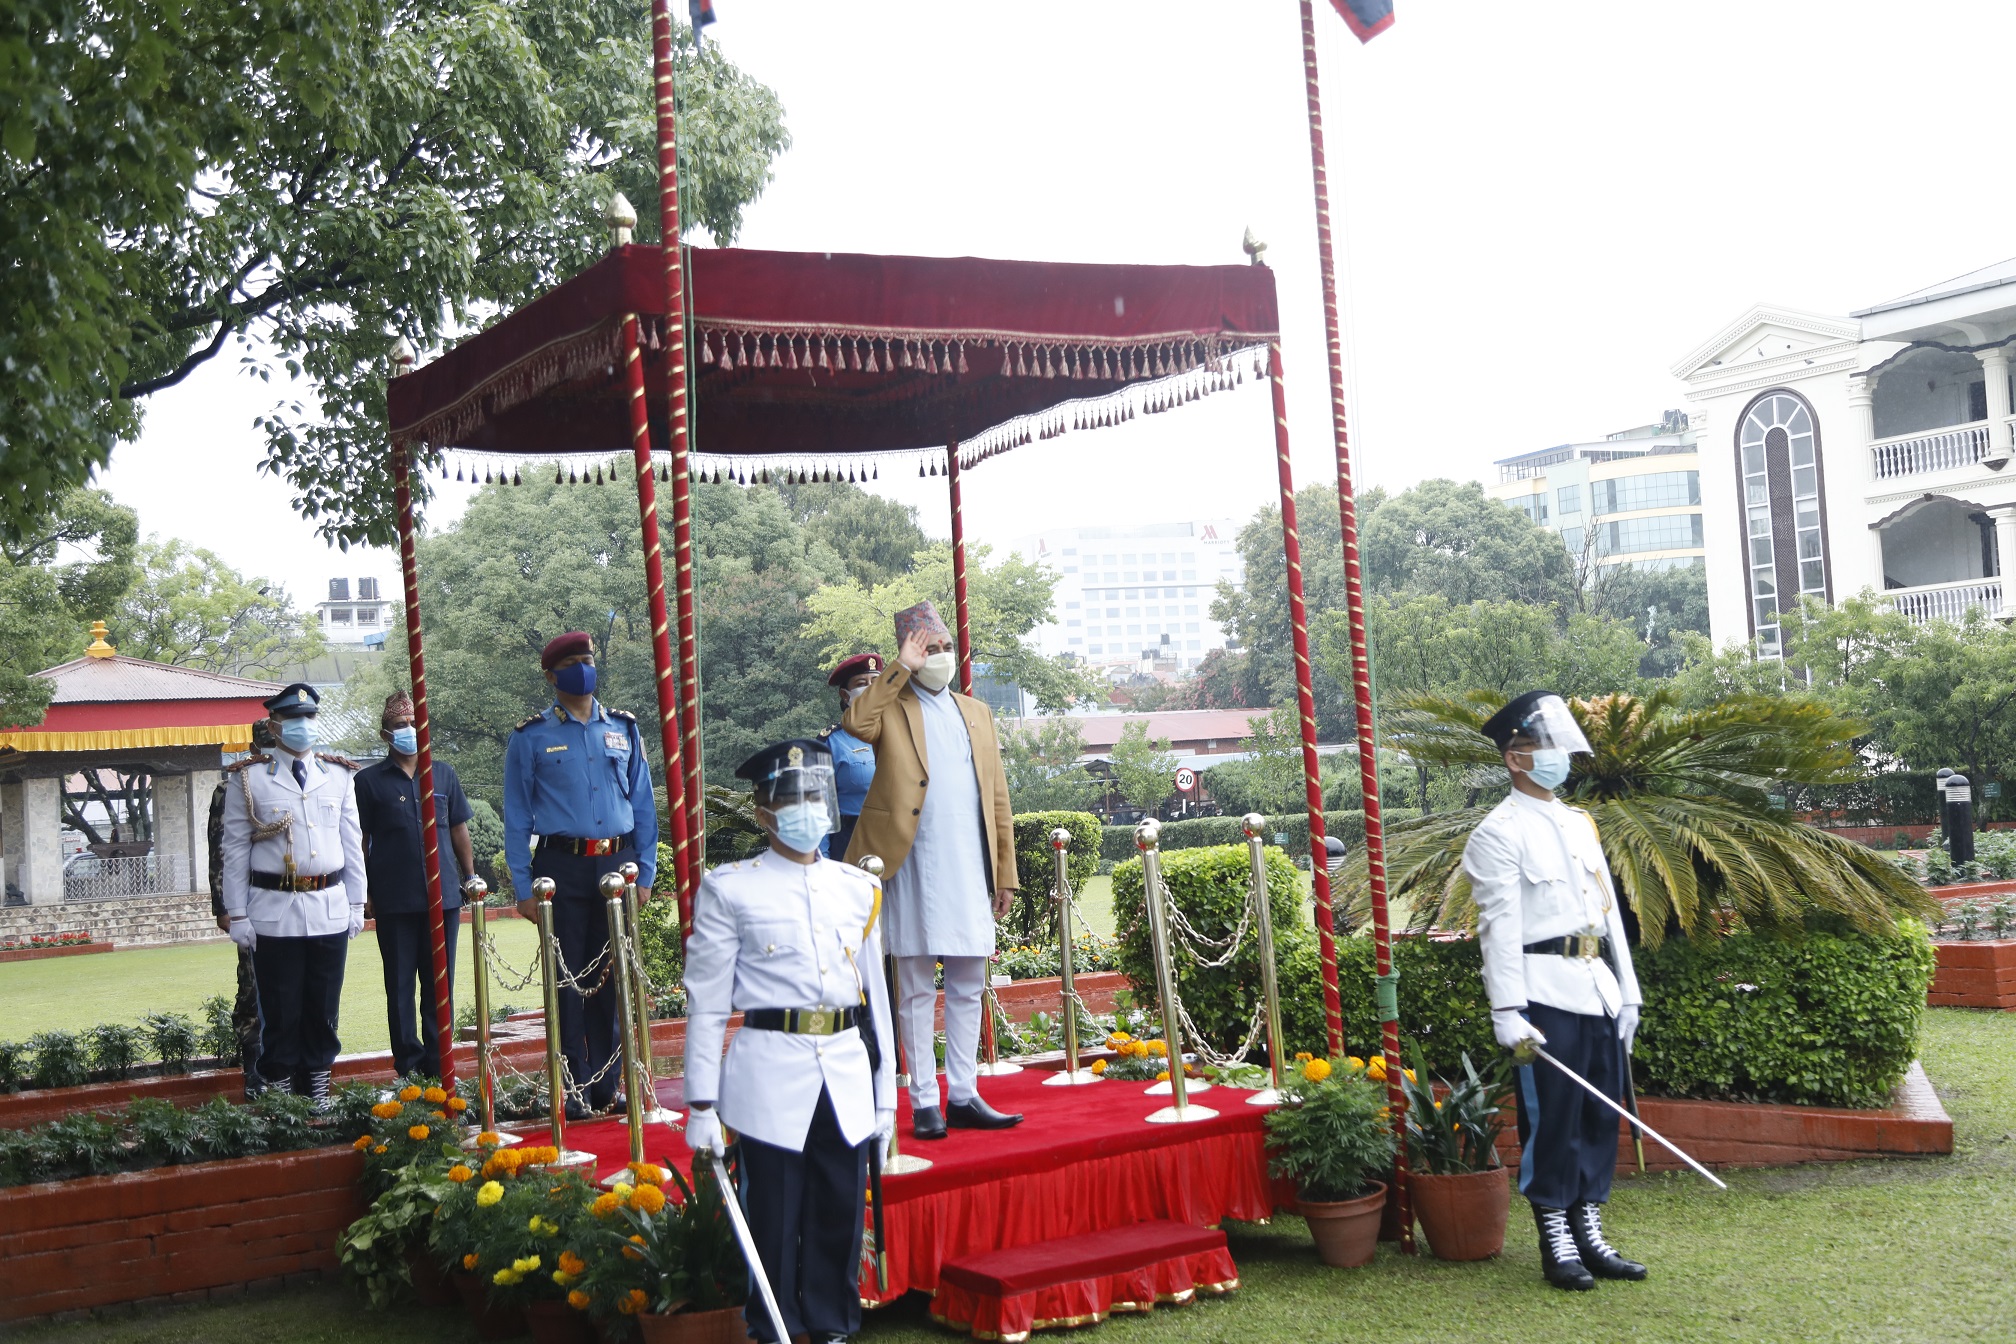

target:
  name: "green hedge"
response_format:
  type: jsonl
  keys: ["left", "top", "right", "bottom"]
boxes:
{"left": 1003, "top": 811, "right": 1103, "bottom": 944}
{"left": 1099, "top": 809, "right": 1419, "bottom": 864}
{"left": 1109, "top": 841, "right": 1933, "bottom": 1108}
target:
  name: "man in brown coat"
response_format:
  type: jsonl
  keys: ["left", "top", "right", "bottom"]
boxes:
{"left": 843, "top": 600, "right": 1022, "bottom": 1139}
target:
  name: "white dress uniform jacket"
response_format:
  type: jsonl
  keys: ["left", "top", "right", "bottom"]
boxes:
{"left": 683, "top": 854, "right": 898, "bottom": 1151}
{"left": 1462, "top": 790, "right": 1641, "bottom": 1019}
{"left": 219, "top": 752, "right": 368, "bottom": 937}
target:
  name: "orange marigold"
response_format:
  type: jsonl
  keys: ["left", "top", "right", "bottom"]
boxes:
{"left": 422, "top": 1085, "right": 448, "bottom": 1104}
{"left": 463, "top": 1253, "right": 479, "bottom": 1271}
{"left": 591, "top": 1192, "right": 621, "bottom": 1218}
{"left": 370, "top": 1101, "right": 402, "bottom": 1120}
{"left": 627, "top": 1161, "right": 665, "bottom": 1186}
{"left": 373, "top": 1144, "right": 389, "bottom": 1155}
{"left": 1090, "top": 1059, "right": 1108, "bottom": 1075}
{"left": 408, "top": 1125, "right": 431, "bottom": 1142}
{"left": 557, "top": 1251, "right": 587, "bottom": 1277}
{"left": 629, "top": 1183, "right": 667, "bottom": 1215}
{"left": 567, "top": 1290, "right": 591, "bottom": 1311}
{"left": 352, "top": 1135, "right": 373, "bottom": 1151}
{"left": 447, "top": 1097, "right": 469, "bottom": 1113}
{"left": 1301, "top": 1058, "right": 1333, "bottom": 1083}
{"left": 476, "top": 1131, "right": 503, "bottom": 1147}
{"left": 619, "top": 1288, "right": 649, "bottom": 1315}
{"left": 1155, "top": 1069, "right": 1171, "bottom": 1082}
{"left": 447, "top": 1165, "right": 474, "bottom": 1183}
{"left": 398, "top": 1085, "right": 423, "bottom": 1102}
{"left": 623, "top": 1233, "right": 647, "bottom": 1262}
{"left": 431, "top": 1110, "right": 448, "bottom": 1121}
{"left": 1146, "top": 1039, "right": 1168, "bottom": 1057}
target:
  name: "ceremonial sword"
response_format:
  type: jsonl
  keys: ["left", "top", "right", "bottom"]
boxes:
{"left": 1526, "top": 1045, "right": 1727, "bottom": 1190}
{"left": 709, "top": 1151, "right": 793, "bottom": 1343}
{"left": 868, "top": 1139, "right": 888, "bottom": 1294}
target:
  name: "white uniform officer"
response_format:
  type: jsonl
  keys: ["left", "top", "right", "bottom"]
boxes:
{"left": 1463, "top": 690, "right": 1646, "bottom": 1292}
{"left": 683, "top": 738, "right": 896, "bottom": 1344}
{"left": 219, "top": 682, "right": 367, "bottom": 1105}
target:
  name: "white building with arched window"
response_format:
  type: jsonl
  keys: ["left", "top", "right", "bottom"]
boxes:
{"left": 1675, "top": 259, "right": 2016, "bottom": 651}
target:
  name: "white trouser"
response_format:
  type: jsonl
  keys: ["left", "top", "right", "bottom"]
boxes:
{"left": 894, "top": 954, "right": 986, "bottom": 1111}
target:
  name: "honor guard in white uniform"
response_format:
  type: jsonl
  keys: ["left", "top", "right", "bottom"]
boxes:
{"left": 682, "top": 738, "right": 896, "bottom": 1344}
{"left": 1463, "top": 690, "right": 1646, "bottom": 1292}
{"left": 219, "top": 682, "right": 367, "bottom": 1105}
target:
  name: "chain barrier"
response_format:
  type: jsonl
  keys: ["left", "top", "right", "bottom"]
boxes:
{"left": 1148, "top": 859, "right": 1267, "bottom": 1067}
{"left": 475, "top": 924, "right": 544, "bottom": 993}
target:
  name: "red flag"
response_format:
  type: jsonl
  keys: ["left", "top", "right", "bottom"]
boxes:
{"left": 1329, "top": 0, "right": 1394, "bottom": 42}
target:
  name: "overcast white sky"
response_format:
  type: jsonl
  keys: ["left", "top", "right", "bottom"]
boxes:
{"left": 95, "top": 0, "right": 2016, "bottom": 616}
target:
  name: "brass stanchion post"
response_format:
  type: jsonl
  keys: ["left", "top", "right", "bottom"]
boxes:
{"left": 620, "top": 861, "right": 681, "bottom": 1126}
{"left": 1139, "top": 821, "right": 1216, "bottom": 1124}
{"left": 461, "top": 878, "right": 518, "bottom": 1148}
{"left": 1043, "top": 828, "right": 1098, "bottom": 1086}
{"left": 861, "top": 856, "right": 931, "bottom": 1174}
{"left": 974, "top": 980, "right": 1023, "bottom": 1077}
{"left": 533, "top": 876, "right": 594, "bottom": 1167}
{"left": 602, "top": 872, "right": 647, "bottom": 1179}
{"left": 1243, "top": 814, "right": 1287, "bottom": 1107}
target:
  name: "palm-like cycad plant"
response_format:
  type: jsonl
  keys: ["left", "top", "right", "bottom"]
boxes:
{"left": 1345, "top": 689, "right": 1935, "bottom": 946}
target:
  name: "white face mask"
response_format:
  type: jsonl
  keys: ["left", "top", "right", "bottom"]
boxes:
{"left": 914, "top": 650, "right": 956, "bottom": 693}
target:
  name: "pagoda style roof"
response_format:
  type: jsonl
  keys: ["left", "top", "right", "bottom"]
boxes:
{"left": 36, "top": 654, "right": 284, "bottom": 705}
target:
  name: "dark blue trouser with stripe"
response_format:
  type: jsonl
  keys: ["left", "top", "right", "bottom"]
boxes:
{"left": 1514, "top": 1002, "right": 1625, "bottom": 1210}
{"left": 738, "top": 1087, "right": 868, "bottom": 1343}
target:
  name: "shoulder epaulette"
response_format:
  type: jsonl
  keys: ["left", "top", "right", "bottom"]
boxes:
{"left": 818, "top": 723, "right": 838, "bottom": 740}
{"left": 225, "top": 753, "right": 272, "bottom": 774}
{"left": 608, "top": 708, "right": 637, "bottom": 723}
{"left": 316, "top": 752, "right": 361, "bottom": 771}
{"left": 514, "top": 713, "right": 546, "bottom": 732}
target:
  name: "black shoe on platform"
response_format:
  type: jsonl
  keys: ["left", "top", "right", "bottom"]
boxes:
{"left": 912, "top": 1106, "right": 947, "bottom": 1140}
{"left": 1533, "top": 1205, "right": 1595, "bottom": 1291}
{"left": 946, "top": 1097, "right": 1024, "bottom": 1130}
{"left": 1569, "top": 1202, "right": 1647, "bottom": 1281}
{"left": 564, "top": 1099, "right": 590, "bottom": 1123}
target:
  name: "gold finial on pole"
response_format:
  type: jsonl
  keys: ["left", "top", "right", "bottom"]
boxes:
{"left": 1241, "top": 226, "right": 1268, "bottom": 267}
{"left": 606, "top": 191, "right": 638, "bottom": 248}
{"left": 84, "top": 620, "right": 116, "bottom": 659}
{"left": 1138, "top": 820, "right": 1216, "bottom": 1124}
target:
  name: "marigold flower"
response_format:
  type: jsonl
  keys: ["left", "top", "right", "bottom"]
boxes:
{"left": 476, "top": 1180, "right": 505, "bottom": 1207}
{"left": 1346, "top": 1056, "right": 1365, "bottom": 1071}
{"left": 423, "top": 1085, "right": 448, "bottom": 1104}
{"left": 1403, "top": 1067, "right": 1417, "bottom": 1084}
{"left": 513, "top": 1256, "right": 541, "bottom": 1273}
{"left": 592, "top": 1192, "right": 621, "bottom": 1218}
{"left": 463, "top": 1253, "right": 479, "bottom": 1271}
{"left": 630, "top": 1183, "right": 667, "bottom": 1215}
{"left": 399, "top": 1085, "right": 423, "bottom": 1103}
{"left": 553, "top": 1269, "right": 573, "bottom": 1286}
{"left": 448, "top": 1165, "right": 474, "bottom": 1183}
{"left": 448, "top": 1096, "right": 470, "bottom": 1113}
{"left": 353, "top": 1135, "right": 373, "bottom": 1151}
{"left": 1293, "top": 1051, "right": 1314, "bottom": 1063}
{"left": 628, "top": 1161, "right": 665, "bottom": 1186}
{"left": 620, "top": 1288, "right": 649, "bottom": 1315}
{"left": 1146, "top": 1039, "right": 1168, "bottom": 1057}
{"left": 493, "top": 1268, "right": 517, "bottom": 1285}
{"left": 431, "top": 1110, "right": 448, "bottom": 1121}
{"left": 622, "top": 1233, "right": 648, "bottom": 1262}
{"left": 1109, "top": 1031, "right": 1132, "bottom": 1045}
{"left": 476, "top": 1131, "right": 503, "bottom": 1147}
{"left": 1301, "top": 1058, "right": 1332, "bottom": 1083}
{"left": 558, "top": 1251, "right": 587, "bottom": 1277}
{"left": 408, "top": 1125, "right": 431, "bottom": 1141}
{"left": 1090, "top": 1059, "right": 1108, "bottom": 1075}
{"left": 567, "top": 1290, "right": 591, "bottom": 1311}
{"left": 373, "top": 1144, "right": 389, "bottom": 1155}
{"left": 371, "top": 1101, "right": 402, "bottom": 1120}
{"left": 1155, "top": 1069, "right": 1171, "bottom": 1082}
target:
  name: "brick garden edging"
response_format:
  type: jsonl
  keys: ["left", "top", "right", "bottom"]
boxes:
{"left": 0, "top": 1144, "right": 365, "bottom": 1323}
{"left": 0, "top": 942, "right": 110, "bottom": 964}
{"left": 1930, "top": 939, "right": 2016, "bottom": 1010}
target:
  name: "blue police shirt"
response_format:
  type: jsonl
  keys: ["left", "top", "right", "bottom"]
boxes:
{"left": 819, "top": 724, "right": 877, "bottom": 858}
{"left": 503, "top": 700, "right": 659, "bottom": 897}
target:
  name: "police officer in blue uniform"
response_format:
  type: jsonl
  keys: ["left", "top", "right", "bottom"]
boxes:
{"left": 683, "top": 738, "right": 895, "bottom": 1344}
{"left": 505, "top": 632, "right": 659, "bottom": 1118}
{"left": 819, "top": 653, "right": 882, "bottom": 859}
{"left": 219, "top": 683, "right": 367, "bottom": 1105}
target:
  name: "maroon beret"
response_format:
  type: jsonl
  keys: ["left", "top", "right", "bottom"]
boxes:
{"left": 827, "top": 652, "right": 884, "bottom": 687}
{"left": 540, "top": 631, "right": 593, "bottom": 671}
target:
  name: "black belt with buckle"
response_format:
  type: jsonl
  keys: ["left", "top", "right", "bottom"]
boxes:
{"left": 1524, "top": 934, "right": 1610, "bottom": 960}
{"left": 743, "top": 1006, "right": 864, "bottom": 1036}
{"left": 537, "top": 833, "right": 635, "bottom": 857}
{"left": 250, "top": 871, "right": 338, "bottom": 893}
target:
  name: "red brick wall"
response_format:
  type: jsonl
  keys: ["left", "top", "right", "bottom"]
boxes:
{"left": 1930, "top": 940, "right": 2016, "bottom": 1009}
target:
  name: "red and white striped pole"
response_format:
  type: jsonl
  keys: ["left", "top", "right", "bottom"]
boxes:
{"left": 1297, "top": 0, "right": 1410, "bottom": 1250}
{"left": 947, "top": 445, "right": 973, "bottom": 695}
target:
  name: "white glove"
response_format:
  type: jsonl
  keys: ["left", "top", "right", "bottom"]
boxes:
{"left": 1492, "top": 1008, "right": 1546, "bottom": 1052}
{"left": 347, "top": 905, "right": 366, "bottom": 940}
{"left": 874, "top": 1108, "right": 896, "bottom": 1158}
{"left": 683, "top": 1106, "right": 726, "bottom": 1156}
{"left": 1617, "top": 1004, "right": 1640, "bottom": 1054}
{"left": 227, "top": 917, "right": 257, "bottom": 952}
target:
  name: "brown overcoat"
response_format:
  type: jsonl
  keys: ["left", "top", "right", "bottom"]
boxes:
{"left": 840, "top": 660, "right": 1019, "bottom": 891}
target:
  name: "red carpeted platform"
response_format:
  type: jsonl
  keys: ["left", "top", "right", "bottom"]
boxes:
{"left": 933, "top": 1219, "right": 1237, "bottom": 1342}
{"left": 530, "top": 1070, "right": 1288, "bottom": 1305}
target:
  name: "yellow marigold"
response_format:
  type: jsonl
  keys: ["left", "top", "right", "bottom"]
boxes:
{"left": 567, "top": 1290, "right": 591, "bottom": 1311}
{"left": 463, "top": 1252, "right": 479, "bottom": 1271}
{"left": 371, "top": 1101, "right": 402, "bottom": 1120}
{"left": 1090, "top": 1059, "right": 1108, "bottom": 1075}
{"left": 1146, "top": 1039, "right": 1168, "bottom": 1057}
{"left": 1365, "top": 1056, "right": 1388, "bottom": 1081}
{"left": 431, "top": 1110, "right": 448, "bottom": 1121}
{"left": 1293, "top": 1051, "right": 1314, "bottom": 1063}
{"left": 512, "top": 1256, "right": 541, "bottom": 1274}
{"left": 476, "top": 1180, "right": 505, "bottom": 1207}
{"left": 627, "top": 1161, "right": 665, "bottom": 1186}
{"left": 1108, "top": 1031, "right": 1132, "bottom": 1045}
{"left": 1346, "top": 1056, "right": 1366, "bottom": 1071}
{"left": 477, "top": 1131, "right": 503, "bottom": 1147}
{"left": 1155, "top": 1069, "right": 1171, "bottom": 1082}
{"left": 399, "top": 1085, "right": 423, "bottom": 1102}
{"left": 591, "top": 1192, "right": 621, "bottom": 1218}
{"left": 1301, "top": 1058, "right": 1333, "bottom": 1083}
{"left": 552, "top": 1269, "right": 573, "bottom": 1287}
{"left": 1403, "top": 1068, "right": 1417, "bottom": 1084}
{"left": 493, "top": 1268, "right": 517, "bottom": 1286}
{"left": 448, "top": 1097, "right": 470, "bottom": 1113}
{"left": 373, "top": 1144, "right": 389, "bottom": 1155}
{"left": 352, "top": 1135, "right": 373, "bottom": 1152}
{"left": 630, "top": 1183, "right": 667, "bottom": 1215}
{"left": 423, "top": 1085, "right": 448, "bottom": 1104}
{"left": 408, "top": 1124, "right": 431, "bottom": 1142}
{"left": 619, "top": 1289, "right": 649, "bottom": 1315}
{"left": 558, "top": 1251, "right": 587, "bottom": 1277}
{"left": 447, "top": 1165, "right": 474, "bottom": 1183}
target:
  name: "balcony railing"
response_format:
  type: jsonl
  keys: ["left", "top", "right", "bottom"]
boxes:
{"left": 1884, "top": 577, "right": 2003, "bottom": 625}
{"left": 63, "top": 853, "right": 192, "bottom": 903}
{"left": 1870, "top": 421, "right": 1992, "bottom": 479}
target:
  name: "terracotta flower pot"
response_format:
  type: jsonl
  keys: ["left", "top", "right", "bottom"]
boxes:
{"left": 636, "top": 1305, "right": 749, "bottom": 1344}
{"left": 407, "top": 1246, "right": 459, "bottom": 1307}
{"left": 1410, "top": 1165, "right": 1511, "bottom": 1262}
{"left": 1297, "top": 1181, "right": 1387, "bottom": 1268}
{"left": 452, "top": 1271, "right": 530, "bottom": 1340}
{"left": 525, "top": 1298, "right": 599, "bottom": 1344}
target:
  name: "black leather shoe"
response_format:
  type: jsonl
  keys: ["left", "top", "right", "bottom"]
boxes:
{"left": 946, "top": 1097, "right": 1024, "bottom": 1130}
{"left": 564, "top": 1099, "right": 591, "bottom": 1122}
{"left": 912, "top": 1106, "right": 947, "bottom": 1140}
{"left": 1533, "top": 1205, "right": 1595, "bottom": 1291}
{"left": 1570, "top": 1202, "right": 1647, "bottom": 1280}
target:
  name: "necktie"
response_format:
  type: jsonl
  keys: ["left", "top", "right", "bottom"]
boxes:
{"left": 293, "top": 759, "right": 308, "bottom": 791}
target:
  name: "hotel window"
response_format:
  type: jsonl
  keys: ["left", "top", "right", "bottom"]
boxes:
{"left": 1556, "top": 484, "right": 1581, "bottom": 516}
{"left": 1089, "top": 644, "right": 1103, "bottom": 654}
{"left": 1063, "top": 548, "right": 1077, "bottom": 556}
{"left": 1591, "top": 471, "right": 1701, "bottom": 514}
{"left": 1068, "top": 637, "right": 1083, "bottom": 645}
{"left": 1066, "top": 619, "right": 1081, "bottom": 628}
{"left": 1062, "top": 565, "right": 1078, "bottom": 573}
{"left": 1106, "top": 607, "right": 1119, "bottom": 617}
{"left": 1128, "top": 624, "right": 1142, "bottom": 635}
{"left": 1185, "top": 604, "right": 1199, "bottom": 615}
{"left": 1065, "top": 601, "right": 1080, "bottom": 610}
{"left": 1737, "top": 390, "right": 1829, "bottom": 657}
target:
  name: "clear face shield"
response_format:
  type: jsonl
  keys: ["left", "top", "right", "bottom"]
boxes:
{"left": 756, "top": 749, "right": 841, "bottom": 851}
{"left": 1514, "top": 695, "right": 1592, "bottom": 756}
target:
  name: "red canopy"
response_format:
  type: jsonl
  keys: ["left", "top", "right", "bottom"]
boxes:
{"left": 388, "top": 246, "right": 1279, "bottom": 459}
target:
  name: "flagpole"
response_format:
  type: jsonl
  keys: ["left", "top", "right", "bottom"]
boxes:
{"left": 1298, "top": 0, "right": 1410, "bottom": 1253}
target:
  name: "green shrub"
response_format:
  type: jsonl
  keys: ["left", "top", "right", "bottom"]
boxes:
{"left": 1100, "top": 809, "right": 1417, "bottom": 865}
{"left": 1263, "top": 1063, "right": 1396, "bottom": 1202}
{"left": 1111, "top": 845, "right": 1329, "bottom": 1060}
{"left": 1003, "top": 810, "right": 1102, "bottom": 943}
{"left": 143, "top": 1012, "right": 199, "bottom": 1074}
{"left": 0, "top": 1039, "right": 30, "bottom": 1092}
{"left": 26, "top": 1030, "right": 88, "bottom": 1089}
{"left": 85, "top": 1022, "right": 145, "bottom": 1079}
{"left": 1633, "top": 918, "right": 1935, "bottom": 1108}
{"left": 1331, "top": 935, "right": 1496, "bottom": 1075}
{"left": 199, "top": 995, "right": 241, "bottom": 1065}
{"left": 40, "top": 1111, "right": 126, "bottom": 1177}
{"left": 127, "top": 1097, "right": 202, "bottom": 1165}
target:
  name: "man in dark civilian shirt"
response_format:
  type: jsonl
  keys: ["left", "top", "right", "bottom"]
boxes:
{"left": 355, "top": 690, "right": 476, "bottom": 1081}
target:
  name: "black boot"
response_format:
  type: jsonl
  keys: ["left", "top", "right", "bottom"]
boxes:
{"left": 1569, "top": 1202, "right": 1647, "bottom": 1281}
{"left": 1533, "top": 1205, "right": 1594, "bottom": 1291}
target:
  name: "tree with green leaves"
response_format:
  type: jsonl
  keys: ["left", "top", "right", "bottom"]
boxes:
{"left": 5, "top": 0, "right": 787, "bottom": 548}
{"left": 0, "top": 488, "right": 139, "bottom": 726}
{"left": 777, "top": 483, "right": 928, "bottom": 590}
{"left": 1001, "top": 716, "right": 1096, "bottom": 814}
{"left": 113, "top": 539, "right": 325, "bottom": 678}
{"left": 1108, "top": 720, "right": 1178, "bottom": 815}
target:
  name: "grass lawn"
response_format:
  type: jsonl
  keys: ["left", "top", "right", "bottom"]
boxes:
{"left": 0, "top": 919, "right": 546, "bottom": 1057}
{"left": 15, "top": 1007, "right": 2015, "bottom": 1343}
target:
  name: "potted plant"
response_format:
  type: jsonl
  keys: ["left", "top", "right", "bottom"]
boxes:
{"left": 1264, "top": 1057, "right": 1397, "bottom": 1267}
{"left": 430, "top": 1141, "right": 563, "bottom": 1340}
{"left": 1396, "top": 1052, "right": 1514, "bottom": 1261}
{"left": 492, "top": 1167, "right": 602, "bottom": 1344}
{"left": 581, "top": 1158, "right": 748, "bottom": 1343}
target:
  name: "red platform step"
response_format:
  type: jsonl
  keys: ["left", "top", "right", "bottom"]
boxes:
{"left": 930, "top": 1219, "right": 1237, "bottom": 1342}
